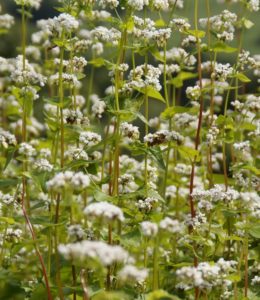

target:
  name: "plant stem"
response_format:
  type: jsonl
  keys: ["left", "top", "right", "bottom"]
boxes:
{"left": 20, "top": 5, "right": 52, "bottom": 300}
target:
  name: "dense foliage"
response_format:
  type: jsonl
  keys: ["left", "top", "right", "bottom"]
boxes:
{"left": 0, "top": 0, "right": 260, "bottom": 299}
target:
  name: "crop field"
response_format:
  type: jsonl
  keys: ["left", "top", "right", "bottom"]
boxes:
{"left": 0, "top": 0, "right": 259, "bottom": 299}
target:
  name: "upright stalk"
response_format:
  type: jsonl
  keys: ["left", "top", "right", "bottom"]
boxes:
{"left": 20, "top": 5, "right": 52, "bottom": 300}
{"left": 188, "top": 1, "right": 203, "bottom": 298}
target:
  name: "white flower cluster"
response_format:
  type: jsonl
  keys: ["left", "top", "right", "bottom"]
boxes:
{"left": 120, "top": 122, "right": 140, "bottom": 141}
{"left": 192, "top": 184, "right": 240, "bottom": 207}
{"left": 49, "top": 73, "right": 80, "bottom": 88}
{"left": 170, "top": 18, "right": 191, "bottom": 33}
{"left": 159, "top": 217, "right": 182, "bottom": 234}
{"left": 90, "top": 95, "right": 106, "bottom": 118}
{"left": 119, "top": 265, "right": 148, "bottom": 283}
{"left": 200, "top": 10, "right": 237, "bottom": 41}
{"left": 245, "top": 95, "right": 260, "bottom": 112}
{"left": 59, "top": 240, "right": 129, "bottom": 266}
{"left": 153, "top": 28, "right": 172, "bottom": 47}
{"left": 18, "top": 142, "right": 36, "bottom": 157}
{"left": 99, "top": 0, "right": 119, "bottom": 9}
{"left": 238, "top": 50, "right": 256, "bottom": 71}
{"left": 64, "top": 109, "right": 89, "bottom": 125}
{"left": 0, "top": 14, "right": 14, "bottom": 29}
{"left": 34, "top": 158, "right": 53, "bottom": 172}
{"left": 118, "top": 174, "right": 138, "bottom": 194}
{"left": 247, "top": 0, "right": 260, "bottom": 11}
{"left": 91, "top": 26, "right": 121, "bottom": 46}
{"left": 67, "top": 224, "right": 85, "bottom": 241}
{"left": 174, "top": 163, "right": 192, "bottom": 175}
{"left": 186, "top": 85, "right": 201, "bottom": 101}
{"left": 240, "top": 192, "right": 260, "bottom": 218}
{"left": 11, "top": 55, "right": 46, "bottom": 87}
{"left": 65, "top": 147, "right": 89, "bottom": 161}
{"left": 140, "top": 221, "right": 158, "bottom": 237}
{"left": 164, "top": 47, "right": 196, "bottom": 66}
{"left": 176, "top": 258, "right": 237, "bottom": 290}
{"left": 136, "top": 197, "right": 158, "bottom": 213}
{"left": 79, "top": 131, "right": 101, "bottom": 147}
{"left": 206, "top": 125, "right": 220, "bottom": 145}
{"left": 127, "top": 64, "right": 162, "bottom": 91}
{"left": 233, "top": 140, "right": 250, "bottom": 152}
{"left": 84, "top": 201, "right": 125, "bottom": 222}
{"left": 127, "top": 0, "right": 149, "bottom": 11}
{"left": 14, "top": 0, "right": 42, "bottom": 9}
{"left": 46, "top": 171, "right": 90, "bottom": 192}
{"left": 0, "top": 129, "right": 17, "bottom": 148}
{"left": 212, "top": 63, "right": 233, "bottom": 81}
{"left": 173, "top": 113, "right": 197, "bottom": 129}
{"left": 144, "top": 130, "right": 184, "bottom": 146}
{"left": 35, "top": 13, "right": 79, "bottom": 43}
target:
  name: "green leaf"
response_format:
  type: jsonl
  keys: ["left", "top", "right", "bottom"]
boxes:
{"left": 135, "top": 86, "right": 165, "bottom": 102}
{"left": 150, "top": 47, "right": 165, "bottom": 63}
{"left": 155, "top": 19, "right": 166, "bottom": 27}
{"left": 89, "top": 57, "right": 105, "bottom": 67}
{"left": 146, "top": 290, "right": 180, "bottom": 300}
{"left": 234, "top": 73, "right": 251, "bottom": 83}
{"left": 92, "top": 291, "right": 130, "bottom": 300}
{"left": 249, "top": 224, "right": 260, "bottom": 238}
{"left": 160, "top": 106, "right": 196, "bottom": 119}
{"left": 0, "top": 216, "right": 15, "bottom": 225}
{"left": 178, "top": 146, "right": 200, "bottom": 162}
{"left": 44, "top": 97, "right": 71, "bottom": 108}
{"left": 186, "top": 29, "right": 205, "bottom": 38}
{"left": 0, "top": 178, "right": 19, "bottom": 188}
{"left": 242, "top": 18, "right": 254, "bottom": 29}
{"left": 4, "top": 147, "right": 16, "bottom": 171}
{"left": 226, "top": 274, "right": 241, "bottom": 283}
{"left": 148, "top": 147, "right": 166, "bottom": 170}
{"left": 168, "top": 72, "right": 198, "bottom": 88}
{"left": 211, "top": 42, "right": 237, "bottom": 53}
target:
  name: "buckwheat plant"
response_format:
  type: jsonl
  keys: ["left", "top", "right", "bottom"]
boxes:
{"left": 0, "top": 0, "right": 259, "bottom": 299}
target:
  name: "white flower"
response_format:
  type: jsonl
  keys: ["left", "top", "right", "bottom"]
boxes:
{"left": 71, "top": 172, "right": 90, "bottom": 191}
{"left": 171, "top": 18, "right": 190, "bottom": 32}
{"left": 18, "top": 142, "right": 36, "bottom": 157}
{"left": 0, "top": 129, "right": 17, "bottom": 148}
{"left": 34, "top": 159, "right": 53, "bottom": 172}
{"left": 212, "top": 63, "right": 233, "bottom": 81}
{"left": 140, "top": 221, "right": 158, "bottom": 237}
{"left": 127, "top": 0, "right": 149, "bottom": 10}
{"left": 91, "top": 95, "right": 106, "bottom": 118}
{"left": 79, "top": 131, "right": 101, "bottom": 147}
{"left": 153, "top": 28, "right": 172, "bottom": 47}
{"left": 119, "top": 265, "right": 148, "bottom": 283}
{"left": 159, "top": 217, "right": 182, "bottom": 233}
{"left": 144, "top": 130, "right": 184, "bottom": 146}
{"left": 136, "top": 197, "right": 158, "bottom": 213}
{"left": 11, "top": 55, "right": 46, "bottom": 87}
{"left": 200, "top": 10, "right": 237, "bottom": 42}
{"left": 84, "top": 201, "right": 125, "bottom": 222}
{"left": 59, "top": 240, "right": 129, "bottom": 266}
{"left": 15, "top": 0, "right": 42, "bottom": 9}
{"left": 0, "top": 14, "right": 14, "bottom": 29}
{"left": 186, "top": 85, "right": 201, "bottom": 101}
{"left": 99, "top": 0, "right": 119, "bottom": 9}
{"left": 120, "top": 122, "right": 140, "bottom": 141}
{"left": 68, "top": 224, "right": 85, "bottom": 241}
{"left": 46, "top": 171, "right": 90, "bottom": 192}
{"left": 247, "top": 0, "right": 259, "bottom": 11}
{"left": 152, "top": 0, "right": 169, "bottom": 10}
